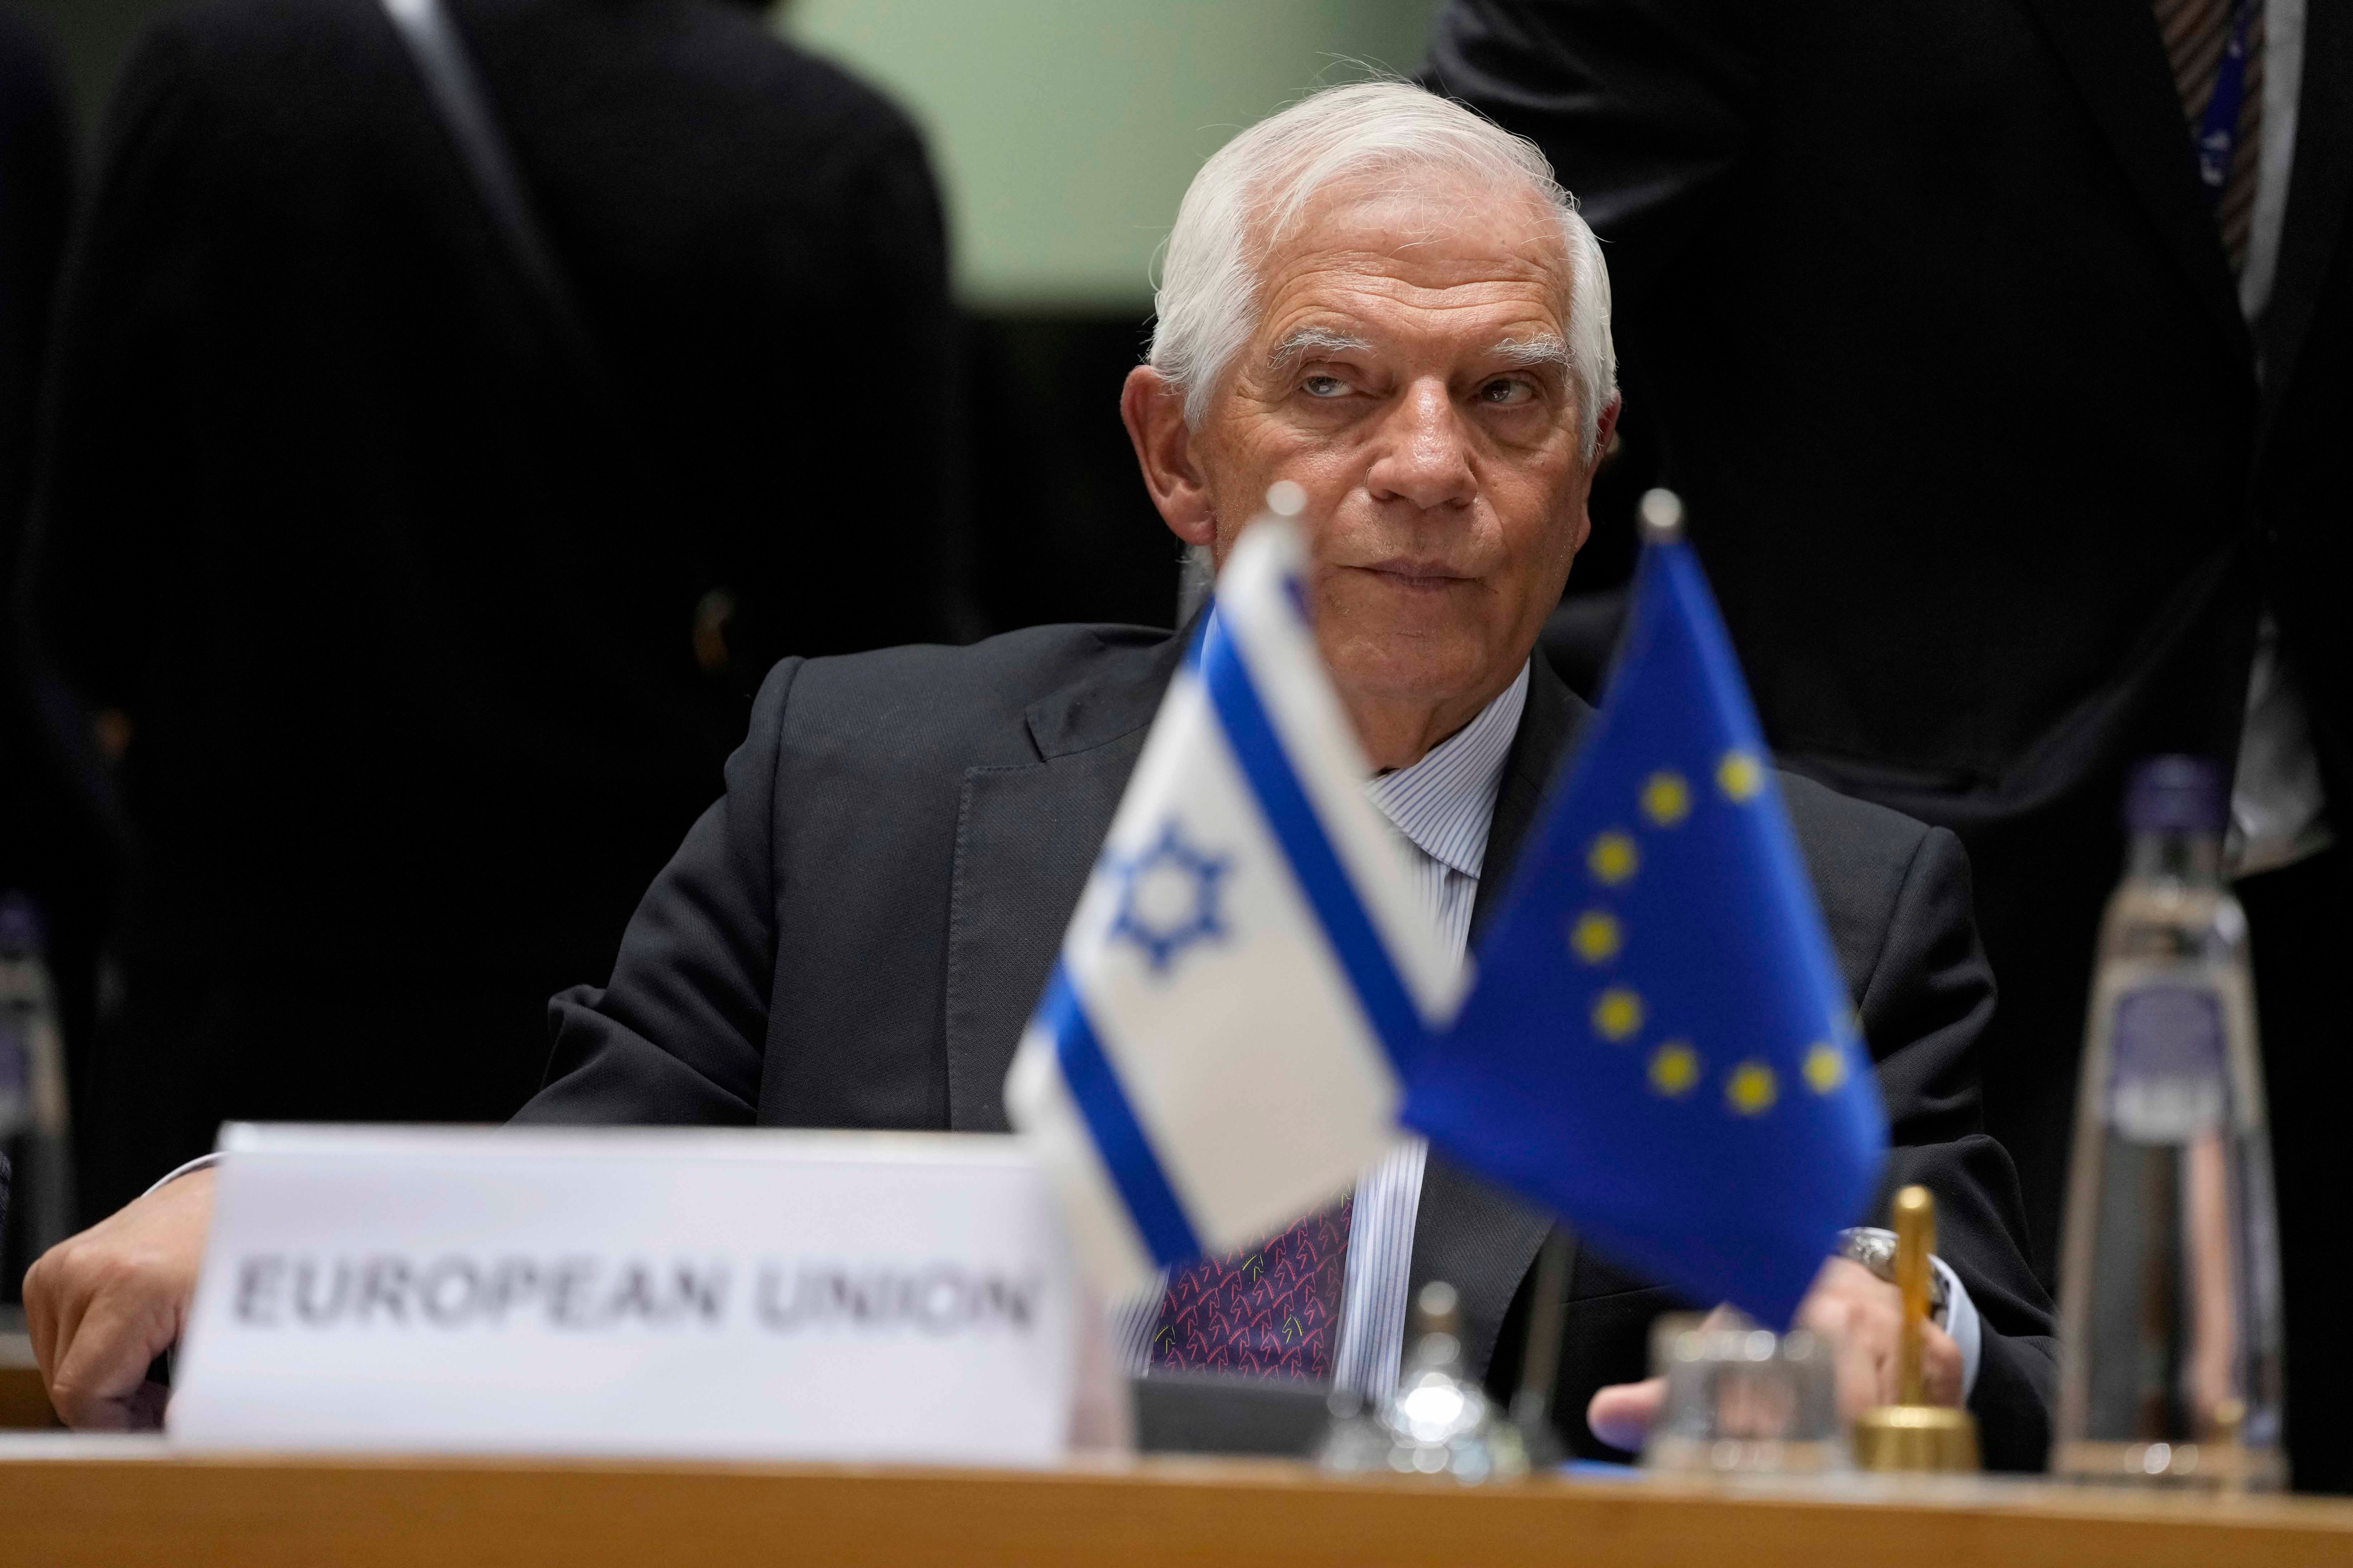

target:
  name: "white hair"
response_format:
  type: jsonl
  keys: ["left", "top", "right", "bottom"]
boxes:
{"left": 1149, "top": 81, "right": 1617, "bottom": 458}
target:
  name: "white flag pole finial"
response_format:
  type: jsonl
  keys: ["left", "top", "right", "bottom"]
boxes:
{"left": 1639, "top": 488, "right": 1686, "bottom": 543}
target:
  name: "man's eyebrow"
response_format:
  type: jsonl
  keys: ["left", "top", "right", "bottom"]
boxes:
{"left": 1488, "top": 334, "right": 1572, "bottom": 372}
{"left": 1266, "top": 327, "right": 1375, "bottom": 373}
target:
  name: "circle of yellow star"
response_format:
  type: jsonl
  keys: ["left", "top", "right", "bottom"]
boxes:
{"left": 1804, "top": 1042, "right": 1848, "bottom": 1094}
{"left": 1569, "top": 910, "right": 1622, "bottom": 964}
{"left": 1726, "top": 1060, "right": 1778, "bottom": 1116}
{"left": 1592, "top": 987, "right": 1644, "bottom": 1042}
{"left": 1587, "top": 831, "right": 1639, "bottom": 886}
{"left": 1641, "top": 770, "right": 1692, "bottom": 828}
{"left": 1717, "top": 749, "right": 1765, "bottom": 803}
{"left": 1649, "top": 1041, "right": 1700, "bottom": 1097}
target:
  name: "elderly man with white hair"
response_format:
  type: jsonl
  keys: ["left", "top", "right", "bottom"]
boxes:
{"left": 27, "top": 83, "right": 2055, "bottom": 1462}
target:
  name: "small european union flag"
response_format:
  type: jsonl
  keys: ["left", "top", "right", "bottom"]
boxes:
{"left": 1404, "top": 498, "right": 1886, "bottom": 1327}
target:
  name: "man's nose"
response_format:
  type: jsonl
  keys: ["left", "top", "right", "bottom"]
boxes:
{"left": 1365, "top": 381, "right": 1476, "bottom": 513}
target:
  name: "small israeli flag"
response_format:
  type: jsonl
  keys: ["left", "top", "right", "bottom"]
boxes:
{"left": 1005, "top": 514, "right": 1459, "bottom": 1298}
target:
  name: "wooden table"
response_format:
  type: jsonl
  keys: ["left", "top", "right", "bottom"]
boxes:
{"left": 0, "top": 1333, "right": 56, "bottom": 1430}
{"left": 4, "top": 1438, "right": 2350, "bottom": 1567}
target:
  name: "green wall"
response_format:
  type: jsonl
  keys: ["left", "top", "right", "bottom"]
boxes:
{"left": 3, "top": 0, "right": 167, "bottom": 138}
{"left": 783, "top": 1, "right": 1444, "bottom": 309}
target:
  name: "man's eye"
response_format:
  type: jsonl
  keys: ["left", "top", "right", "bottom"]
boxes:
{"left": 1301, "top": 374, "right": 1349, "bottom": 399}
{"left": 1479, "top": 378, "right": 1536, "bottom": 406}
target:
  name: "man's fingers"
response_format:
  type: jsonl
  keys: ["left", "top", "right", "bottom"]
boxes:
{"left": 1922, "top": 1323, "right": 1964, "bottom": 1408}
{"left": 63, "top": 1379, "right": 173, "bottom": 1433}
{"left": 34, "top": 1246, "right": 102, "bottom": 1395}
{"left": 1797, "top": 1267, "right": 1899, "bottom": 1417}
{"left": 23, "top": 1168, "right": 216, "bottom": 1430}
{"left": 122, "top": 1380, "right": 172, "bottom": 1430}
{"left": 45, "top": 1282, "right": 180, "bottom": 1431}
{"left": 1836, "top": 1308, "right": 1889, "bottom": 1417}
{"left": 1587, "top": 1376, "right": 1666, "bottom": 1453}
{"left": 1802, "top": 1293, "right": 1872, "bottom": 1417}
{"left": 22, "top": 1250, "right": 61, "bottom": 1379}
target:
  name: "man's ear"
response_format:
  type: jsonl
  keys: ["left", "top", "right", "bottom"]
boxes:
{"left": 1121, "top": 366, "right": 1216, "bottom": 548}
{"left": 1567, "top": 392, "right": 1625, "bottom": 555}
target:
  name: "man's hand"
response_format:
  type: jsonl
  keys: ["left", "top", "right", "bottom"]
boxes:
{"left": 1796, "top": 1256, "right": 1964, "bottom": 1418}
{"left": 1586, "top": 1257, "right": 1964, "bottom": 1453}
{"left": 23, "top": 1169, "right": 217, "bottom": 1430}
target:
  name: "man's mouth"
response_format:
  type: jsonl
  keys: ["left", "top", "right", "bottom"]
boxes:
{"left": 1353, "top": 559, "right": 1475, "bottom": 590}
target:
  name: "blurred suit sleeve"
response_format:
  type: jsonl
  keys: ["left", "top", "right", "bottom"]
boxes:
{"left": 1844, "top": 822, "right": 2058, "bottom": 1471}
{"left": 1424, "top": 0, "right": 1759, "bottom": 305}
{"left": 22, "top": 23, "right": 210, "bottom": 713}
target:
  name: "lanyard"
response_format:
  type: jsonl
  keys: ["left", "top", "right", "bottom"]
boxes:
{"left": 2196, "top": 0, "right": 2256, "bottom": 207}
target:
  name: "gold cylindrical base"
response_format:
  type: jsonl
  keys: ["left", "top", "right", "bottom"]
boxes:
{"left": 1852, "top": 1404, "right": 1981, "bottom": 1473}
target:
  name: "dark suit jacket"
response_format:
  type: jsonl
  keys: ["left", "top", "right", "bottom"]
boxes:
{"left": 20, "top": 0, "right": 956, "bottom": 1208}
{"left": 519, "top": 625, "right": 2059, "bottom": 1468}
{"left": 0, "top": 14, "right": 115, "bottom": 1241}
{"left": 0, "top": 15, "right": 85, "bottom": 880}
{"left": 1424, "top": 0, "right": 2353, "bottom": 1303}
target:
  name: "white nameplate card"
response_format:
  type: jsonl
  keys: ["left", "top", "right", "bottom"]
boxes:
{"left": 168, "top": 1124, "right": 1080, "bottom": 1464}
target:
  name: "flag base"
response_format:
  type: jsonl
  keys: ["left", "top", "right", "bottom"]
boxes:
{"left": 1853, "top": 1403, "right": 1981, "bottom": 1473}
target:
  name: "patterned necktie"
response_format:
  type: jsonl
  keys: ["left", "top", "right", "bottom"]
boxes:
{"left": 1148, "top": 1196, "right": 1352, "bottom": 1381}
{"left": 2152, "top": 0, "right": 2266, "bottom": 272}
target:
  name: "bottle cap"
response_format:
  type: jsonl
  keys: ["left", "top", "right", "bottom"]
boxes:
{"left": 2124, "top": 755, "right": 2227, "bottom": 834}
{"left": 1412, "top": 1281, "right": 1461, "bottom": 1336}
{"left": 0, "top": 892, "right": 42, "bottom": 957}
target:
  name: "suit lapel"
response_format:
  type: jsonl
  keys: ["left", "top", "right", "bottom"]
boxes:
{"left": 940, "top": 630, "right": 1188, "bottom": 1132}
{"left": 2259, "top": 0, "right": 2353, "bottom": 427}
{"left": 2012, "top": 0, "right": 2255, "bottom": 364}
{"left": 1471, "top": 657, "right": 1587, "bottom": 942}
{"left": 1416, "top": 657, "right": 1591, "bottom": 1373}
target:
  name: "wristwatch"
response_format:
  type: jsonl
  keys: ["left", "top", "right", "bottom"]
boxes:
{"left": 1835, "top": 1226, "right": 1950, "bottom": 1324}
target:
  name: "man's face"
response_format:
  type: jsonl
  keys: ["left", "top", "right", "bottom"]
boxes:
{"left": 1126, "top": 176, "right": 1612, "bottom": 763}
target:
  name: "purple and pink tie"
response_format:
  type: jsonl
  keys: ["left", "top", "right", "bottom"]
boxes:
{"left": 1147, "top": 1198, "right": 1352, "bottom": 1381}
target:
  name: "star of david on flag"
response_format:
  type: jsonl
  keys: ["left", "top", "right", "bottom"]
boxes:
{"left": 1004, "top": 517, "right": 1459, "bottom": 1298}
{"left": 1403, "top": 510, "right": 1887, "bottom": 1327}
{"left": 1107, "top": 824, "right": 1231, "bottom": 974}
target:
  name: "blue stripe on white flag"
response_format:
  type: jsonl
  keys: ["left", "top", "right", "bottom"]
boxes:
{"left": 1192, "top": 612, "right": 1428, "bottom": 1075}
{"left": 1036, "top": 963, "right": 1203, "bottom": 1268}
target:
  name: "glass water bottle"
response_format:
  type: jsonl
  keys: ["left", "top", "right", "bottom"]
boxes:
{"left": 2052, "top": 758, "right": 2285, "bottom": 1488}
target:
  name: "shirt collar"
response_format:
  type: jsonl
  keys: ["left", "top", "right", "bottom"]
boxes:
{"left": 1362, "top": 662, "right": 1531, "bottom": 880}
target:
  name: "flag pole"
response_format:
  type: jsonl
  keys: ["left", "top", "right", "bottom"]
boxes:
{"left": 1507, "top": 1229, "right": 1576, "bottom": 1466}
{"left": 1506, "top": 491, "right": 1685, "bottom": 1466}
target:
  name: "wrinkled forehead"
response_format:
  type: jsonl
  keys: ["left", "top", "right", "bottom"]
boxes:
{"left": 1248, "top": 171, "right": 1576, "bottom": 345}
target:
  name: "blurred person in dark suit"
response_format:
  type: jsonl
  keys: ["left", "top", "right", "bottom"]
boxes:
{"left": 1428, "top": 0, "right": 2352, "bottom": 1489}
{"left": 0, "top": 10, "right": 112, "bottom": 1236}
{"left": 0, "top": 12, "right": 82, "bottom": 867}
{"left": 18, "top": 0, "right": 959, "bottom": 1219}
{"left": 0, "top": 11, "right": 72, "bottom": 566}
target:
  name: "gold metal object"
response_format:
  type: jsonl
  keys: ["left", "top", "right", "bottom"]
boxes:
{"left": 1852, "top": 1186, "right": 1981, "bottom": 1473}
